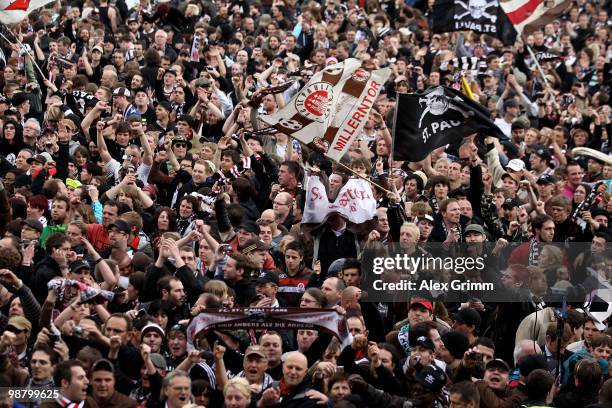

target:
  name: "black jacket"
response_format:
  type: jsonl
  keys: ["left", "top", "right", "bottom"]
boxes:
{"left": 268, "top": 377, "right": 319, "bottom": 408}
{"left": 31, "top": 255, "right": 63, "bottom": 305}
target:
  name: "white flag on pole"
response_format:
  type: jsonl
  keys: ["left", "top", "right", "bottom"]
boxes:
{"left": 0, "top": 0, "right": 54, "bottom": 25}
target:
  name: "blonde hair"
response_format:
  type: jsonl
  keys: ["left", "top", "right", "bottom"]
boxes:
{"left": 400, "top": 222, "right": 420, "bottom": 240}
{"left": 224, "top": 377, "right": 251, "bottom": 401}
{"left": 204, "top": 280, "right": 228, "bottom": 298}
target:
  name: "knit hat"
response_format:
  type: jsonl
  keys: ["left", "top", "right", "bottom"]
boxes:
{"left": 441, "top": 332, "right": 470, "bottom": 360}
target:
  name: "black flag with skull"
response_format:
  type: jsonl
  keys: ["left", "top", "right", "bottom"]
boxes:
{"left": 431, "top": 0, "right": 517, "bottom": 44}
{"left": 392, "top": 86, "right": 505, "bottom": 162}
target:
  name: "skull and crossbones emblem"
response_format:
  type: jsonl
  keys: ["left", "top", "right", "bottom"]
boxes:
{"left": 455, "top": 0, "right": 497, "bottom": 22}
{"left": 418, "top": 87, "right": 470, "bottom": 128}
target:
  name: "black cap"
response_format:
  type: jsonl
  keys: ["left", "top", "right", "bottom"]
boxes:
{"left": 452, "top": 308, "right": 481, "bottom": 328}
{"left": 416, "top": 364, "right": 447, "bottom": 392}
{"left": 441, "top": 332, "right": 470, "bottom": 359}
{"left": 157, "top": 100, "right": 173, "bottom": 112}
{"left": 171, "top": 135, "right": 192, "bottom": 150}
{"left": 532, "top": 145, "right": 552, "bottom": 161}
{"left": 21, "top": 218, "right": 43, "bottom": 233}
{"left": 109, "top": 220, "right": 131, "bottom": 234}
{"left": 27, "top": 154, "right": 48, "bottom": 165}
{"left": 92, "top": 359, "right": 114, "bottom": 373}
{"left": 536, "top": 174, "right": 556, "bottom": 185}
{"left": 413, "top": 335, "right": 435, "bottom": 351}
{"left": 591, "top": 208, "right": 610, "bottom": 219}
{"left": 486, "top": 358, "right": 511, "bottom": 372}
{"left": 11, "top": 92, "right": 31, "bottom": 107}
{"left": 239, "top": 221, "right": 260, "bottom": 235}
{"left": 501, "top": 198, "right": 518, "bottom": 209}
{"left": 168, "top": 323, "right": 186, "bottom": 335}
{"left": 255, "top": 271, "right": 279, "bottom": 285}
{"left": 69, "top": 260, "right": 90, "bottom": 274}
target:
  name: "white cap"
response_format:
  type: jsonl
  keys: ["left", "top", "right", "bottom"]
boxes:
{"left": 507, "top": 159, "right": 525, "bottom": 172}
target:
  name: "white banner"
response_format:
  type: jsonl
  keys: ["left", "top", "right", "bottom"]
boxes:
{"left": 259, "top": 59, "right": 389, "bottom": 163}
{"left": 302, "top": 176, "right": 376, "bottom": 224}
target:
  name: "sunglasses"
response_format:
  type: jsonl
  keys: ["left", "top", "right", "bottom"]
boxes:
{"left": 6, "top": 326, "right": 25, "bottom": 334}
{"left": 174, "top": 143, "right": 187, "bottom": 148}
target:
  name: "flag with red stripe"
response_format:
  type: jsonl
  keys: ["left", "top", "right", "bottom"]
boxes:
{"left": 500, "top": 0, "right": 572, "bottom": 36}
{"left": 0, "top": 0, "right": 54, "bottom": 24}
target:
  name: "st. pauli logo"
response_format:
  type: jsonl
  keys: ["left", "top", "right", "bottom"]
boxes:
{"left": 294, "top": 82, "right": 334, "bottom": 123}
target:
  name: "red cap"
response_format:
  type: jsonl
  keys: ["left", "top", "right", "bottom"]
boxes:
{"left": 410, "top": 297, "right": 433, "bottom": 311}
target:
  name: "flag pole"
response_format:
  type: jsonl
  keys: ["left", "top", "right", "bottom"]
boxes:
{"left": 525, "top": 43, "right": 549, "bottom": 86}
{"left": 335, "top": 160, "right": 393, "bottom": 195}
{"left": 0, "top": 28, "right": 46, "bottom": 79}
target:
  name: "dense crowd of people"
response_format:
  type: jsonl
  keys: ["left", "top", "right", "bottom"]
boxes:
{"left": 0, "top": 0, "right": 611, "bottom": 406}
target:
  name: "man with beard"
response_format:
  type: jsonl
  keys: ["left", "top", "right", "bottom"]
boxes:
{"left": 40, "top": 196, "right": 70, "bottom": 247}
{"left": 508, "top": 214, "right": 555, "bottom": 266}
{"left": 87, "top": 359, "right": 138, "bottom": 408}
{"left": 222, "top": 253, "right": 257, "bottom": 307}
{"left": 28, "top": 344, "right": 57, "bottom": 389}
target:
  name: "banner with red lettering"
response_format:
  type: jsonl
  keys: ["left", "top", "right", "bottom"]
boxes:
{"left": 259, "top": 59, "right": 390, "bottom": 162}
{"left": 302, "top": 175, "right": 376, "bottom": 224}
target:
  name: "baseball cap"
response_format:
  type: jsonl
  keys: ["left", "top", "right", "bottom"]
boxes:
{"left": 239, "top": 220, "right": 260, "bottom": 235}
{"left": 506, "top": 159, "right": 525, "bottom": 172}
{"left": 157, "top": 100, "right": 173, "bottom": 112}
{"left": 502, "top": 198, "right": 519, "bottom": 209}
{"left": 413, "top": 335, "right": 435, "bottom": 351}
{"left": 91, "top": 44, "right": 104, "bottom": 53}
{"left": 171, "top": 135, "right": 193, "bottom": 150}
{"left": 245, "top": 345, "right": 267, "bottom": 359}
{"left": 69, "top": 260, "right": 90, "bottom": 274}
{"left": 168, "top": 323, "right": 186, "bottom": 335}
{"left": 150, "top": 353, "right": 168, "bottom": 370}
{"left": 11, "top": 92, "right": 31, "bottom": 107}
{"left": 464, "top": 224, "right": 485, "bottom": 236}
{"left": 21, "top": 218, "right": 43, "bottom": 233}
{"left": 416, "top": 364, "right": 447, "bottom": 392}
{"left": 452, "top": 308, "right": 482, "bottom": 328}
{"left": 7, "top": 316, "right": 32, "bottom": 332}
{"left": 409, "top": 297, "right": 433, "bottom": 312}
{"left": 532, "top": 145, "right": 552, "bottom": 162}
{"left": 242, "top": 238, "right": 271, "bottom": 254}
{"left": 417, "top": 214, "right": 435, "bottom": 224}
{"left": 27, "top": 154, "right": 48, "bottom": 165}
{"left": 255, "top": 271, "right": 279, "bottom": 286}
{"left": 591, "top": 208, "right": 610, "bottom": 219}
{"left": 112, "top": 87, "right": 131, "bottom": 98}
{"left": 109, "top": 220, "right": 131, "bottom": 234}
{"left": 92, "top": 359, "right": 114, "bottom": 373}
{"left": 486, "top": 358, "right": 511, "bottom": 372}
{"left": 536, "top": 174, "right": 556, "bottom": 185}
{"left": 141, "top": 323, "right": 165, "bottom": 339}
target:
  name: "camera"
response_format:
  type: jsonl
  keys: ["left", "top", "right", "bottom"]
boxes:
{"left": 48, "top": 333, "right": 60, "bottom": 343}
{"left": 136, "top": 308, "right": 147, "bottom": 318}
{"left": 73, "top": 326, "right": 83, "bottom": 337}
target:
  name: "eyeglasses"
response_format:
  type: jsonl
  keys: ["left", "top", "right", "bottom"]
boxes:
{"left": 6, "top": 326, "right": 25, "bottom": 334}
